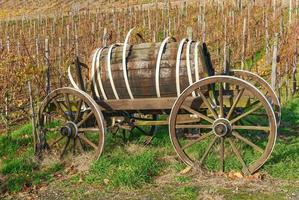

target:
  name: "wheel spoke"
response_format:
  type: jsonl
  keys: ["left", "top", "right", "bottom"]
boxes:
{"left": 230, "top": 103, "right": 263, "bottom": 124}
{"left": 73, "top": 137, "right": 76, "bottom": 155}
{"left": 199, "top": 136, "right": 217, "bottom": 164}
{"left": 181, "top": 105, "right": 214, "bottom": 123}
{"left": 77, "top": 111, "right": 94, "bottom": 127}
{"left": 60, "top": 137, "right": 71, "bottom": 159}
{"left": 197, "top": 91, "right": 218, "bottom": 119}
{"left": 227, "top": 88, "right": 244, "bottom": 119}
{"left": 232, "top": 125, "right": 270, "bottom": 131}
{"left": 220, "top": 137, "right": 224, "bottom": 172}
{"left": 78, "top": 134, "right": 98, "bottom": 150}
{"left": 232, "top": 131, "right": 264, "bottom": 153}
{"left": 219, "top": 83, "right": 224, "bottom": 118}
{"left": 47, "top": 127, "right": 61, "bottom": 132}
{"left": 78, "top": 128, "right": 100, "bottom": 132}
{"left": 176, "top": 124, "right": 213, "bottom": 129}
{"left": 53, "top": 99, "right": 70, "bottom": 121}
{"left": 182, "top": 131, "right": 213, "bottom": 150}
{"left": 64, "top": 94, "right": 74, "bottom": 120}
{"left": 228, "top": 138, "right": 250, "bottom": 174}
{"left": 49, "top": 135, "right": 64, "bottom": 148}
{"left": 75, "top": 99, "right": 83, "bottom": 122}
{"left": 77, "top": 137, "right": 85, "bottom": 152}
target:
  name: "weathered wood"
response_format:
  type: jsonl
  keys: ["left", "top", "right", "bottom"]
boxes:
{"left": 4, "top": 90, "right": 9, "bottom": 136}
{"left": 241, "top": 17, "right": 247, "bottom": 70}
{"left": 271, "top": 33, "right": 279, "bottom": 90}
{"left": 28, "top": 81, "right": 37, "bottom": 152}
{"left": 92, "top": 42, "right": 211, "bottom": 99}
{"left": 45, "top": 38, "right": 50, "bottom": 94}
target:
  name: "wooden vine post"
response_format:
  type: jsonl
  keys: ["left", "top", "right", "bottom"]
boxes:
{"left": 293, "top": 43, "right": 298, "bottom": 95}
{"left": 271, "top": 33, "right": 279, "bottom": 91}
{"left": 45, "top": 38, "right": 51, "bottom": 95}
{"left": 4, "top": 90, "right": 9, "bottom": 136}
{"left": 28, "top": 81, "right": 37, "bottom": 152}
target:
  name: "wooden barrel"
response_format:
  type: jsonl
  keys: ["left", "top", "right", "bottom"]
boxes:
{"left": 90, "top": 42, "right": 212, "bottom": 100}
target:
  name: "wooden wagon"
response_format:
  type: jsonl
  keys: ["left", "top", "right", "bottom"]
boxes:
{"left": 37, "top": 28, "right": 280, "bottom": 175}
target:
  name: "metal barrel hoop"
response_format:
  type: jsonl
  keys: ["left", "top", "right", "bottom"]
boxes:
{"left": 68, "top": 65, "right": 80, "bottom": 90}
{"left": 176, "top": 38, "right": 189, "bottom": 97}
{"left": 155, "top": 36, "right": 177, "bottom": 98}
{"left": 122, "top": 28, "right": 145, "bottom": 99}
{"left": 91, "top": 48, "right": 102, "bottom": 98}
{"left": 108, "top": 43, "right": 124, "bottom": 100}
{"left": 95, "top": 46, "right": 109, "bottom": 100}
{"left": 193, "top": 41, "right": 201, "bottom": 82}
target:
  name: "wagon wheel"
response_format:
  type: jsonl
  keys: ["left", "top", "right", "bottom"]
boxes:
{"left": 169, "top": 76, "right": 277, "bottom": 175}
{"left": 232, "top": 70, "right": 281, "bottom": 125}
{"left": 37, "top": 87, "right": 105, "bottom": 160}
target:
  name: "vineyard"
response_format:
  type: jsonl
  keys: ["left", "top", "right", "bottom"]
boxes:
{"left": 0, "top": 0, "right": 299, "bottom": 199}
{"left": 0, "top": 0, "right": 299, "bottom": 132}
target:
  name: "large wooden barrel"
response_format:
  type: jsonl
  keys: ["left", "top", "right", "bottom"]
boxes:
{"left": 90, "top": 41, "right": 212, "bottom": 100}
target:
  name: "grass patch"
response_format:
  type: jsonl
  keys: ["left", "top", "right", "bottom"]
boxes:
{"left": 218, "top": 188, "right": 286, "bottom": 200}
{"left": 0, "top": 123, "right": 64, "bottom": 192}
{"left": 85, "top": 147, "right": 164, "bottom": 189}
{"left": 262, "top": 97, "right": 299, "bottom": 179}
{"left": 169, "top": 186, "right": 198, "bottom": 200}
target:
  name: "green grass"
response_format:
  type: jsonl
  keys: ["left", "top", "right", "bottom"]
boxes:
{"left": 262, "top": 97, "right": 299, "bottom": 179}
{"left": 0, "top": 123, "right": 64, "bottom": 192}
{"left": 218, "top": 188, "right": 286, "bottom": 200}
{"left": 85, "top": 147, "right": 164, "bottom": 189}
{"left": 169, "top": 186, "right": 198, "bottom": 200}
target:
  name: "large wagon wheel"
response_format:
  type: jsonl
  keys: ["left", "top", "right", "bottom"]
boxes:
{"left": 37, "top": 87, "right": 105, "bottom": 160}
{"left": 169, "top": 76, "right": 277, "bottom": 175}
{"left": 232, "top": 70, "right": 281, "bottom": 125}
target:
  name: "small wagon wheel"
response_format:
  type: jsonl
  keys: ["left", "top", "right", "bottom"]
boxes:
{"left": 232, "top": 70, "right": 281, "bottom": 125}
{"left": 37, "top": 87, "right": 105, "bottom": 160}
{"left": 169, "top": 76, "right": 277, "bottom": 175}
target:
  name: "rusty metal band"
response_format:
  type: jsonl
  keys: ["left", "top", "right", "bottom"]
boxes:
{"left": 91, "top": 48, "right": 102, "bottom": 98}
{"left": 68, "top": 65, "right": 80, "bottom": 90}
{"left": 176, "top": 38, "right": 188, "bottom": 97}
{"left": 95, "top": 47, "right": 108, "bottom": 100}
{"left": 108, "top": 43, "right": 123, "bottom": 100}
{"left": 155, "top": 36, "right": 176, "bottom": 98}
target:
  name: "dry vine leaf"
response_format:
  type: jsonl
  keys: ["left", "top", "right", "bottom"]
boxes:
{"left": 180, "top": 166, "right": 192, "bottom": 175}
{"left": 227, "top": 171, "right": 244, "bottom": 179}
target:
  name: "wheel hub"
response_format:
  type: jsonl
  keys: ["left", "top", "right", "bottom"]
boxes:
{"left": 60, "top": 121, "right": 78, "bottom": 138}
{"left": 213, "top": 118, "right": 231, "bottom": 137}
